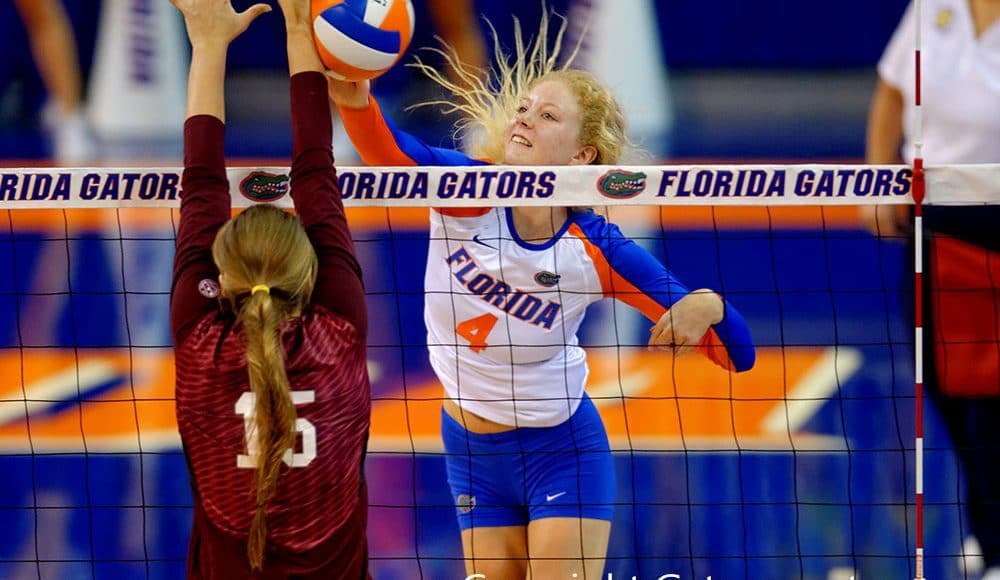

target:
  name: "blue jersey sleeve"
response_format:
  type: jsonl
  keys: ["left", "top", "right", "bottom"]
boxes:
{"left": 569, "top": 211, "right": 755, "bottom": 372}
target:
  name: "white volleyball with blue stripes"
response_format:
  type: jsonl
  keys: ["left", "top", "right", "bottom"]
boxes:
{"left": 311, "top": 0, "right": 415, "bottom": 81}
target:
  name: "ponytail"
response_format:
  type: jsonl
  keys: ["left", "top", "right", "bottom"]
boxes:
{"left": 238, "top": 290, "right": 297, "bottom": 570}
{"left": 210, "top": 203, "right": 318, "bottom": 570}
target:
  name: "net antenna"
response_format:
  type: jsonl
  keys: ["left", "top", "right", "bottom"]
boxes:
{"left": 912, "top": 1, "right": 926, "bottom": 579}
{"left": 913, "top": 0, "right": 926, "bottom": 580}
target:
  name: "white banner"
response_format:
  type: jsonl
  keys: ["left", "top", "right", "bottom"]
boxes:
{"left": 87, "top": 0, "right": 187, "bottom": 139}
{"left": 0, "top": 164, "right": 997, "bottom": 209}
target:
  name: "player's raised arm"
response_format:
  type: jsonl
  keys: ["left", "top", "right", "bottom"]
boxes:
{"left": 277, "top": 0, "right": 367, "bottom": 336}
{"left": 170, "top": 0, "right": 270, "bottom": 341}
{"left": 329, "top": 78, "right": 487, "bottom": 167}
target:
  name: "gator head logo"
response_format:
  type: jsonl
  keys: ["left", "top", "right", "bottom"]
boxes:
{"left": 534, "top": 271, "right": 561, "bottom": 287}
{"left": 239, "top": 171, "right": 289, "bottom": 202}
{"left": 597, "top": 170, "right": 647, "bottom": 199}
{"left": 456, "top": 494, "right": 476, "bottom": 514}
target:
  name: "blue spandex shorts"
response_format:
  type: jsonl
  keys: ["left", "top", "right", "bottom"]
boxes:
{"left": 441, "top": 394, "right": 616, "bottom": 530}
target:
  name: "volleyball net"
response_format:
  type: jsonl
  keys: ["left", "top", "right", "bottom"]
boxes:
{"left": 1, "top": 163, "right": 998, "bottom": 580}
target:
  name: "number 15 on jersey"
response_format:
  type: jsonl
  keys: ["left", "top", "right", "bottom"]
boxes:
{"left": 236, "top": 390, "right": 317, "bottom": 468}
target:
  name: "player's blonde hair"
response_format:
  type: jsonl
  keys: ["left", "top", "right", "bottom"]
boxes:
{"left": 211, "top": 204, "right": 318, "bottom": 570}
{"left": 410, "top": 10, "right": 627, "bottom": 165}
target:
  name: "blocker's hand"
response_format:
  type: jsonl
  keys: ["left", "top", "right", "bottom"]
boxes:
{"left": 648, "top": 289, "right": 725, "bottom": 355}
{"left": 169, "top": 0, "right": 270, "bottom": 48}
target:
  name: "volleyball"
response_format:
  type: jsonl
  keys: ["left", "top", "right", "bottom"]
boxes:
{"left": 311, "top": 0, "right": 415, "bottom": 81}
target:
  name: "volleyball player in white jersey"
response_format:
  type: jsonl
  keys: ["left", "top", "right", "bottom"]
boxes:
{"left": 330, "top": 14, "right": 756, "bottom": 579}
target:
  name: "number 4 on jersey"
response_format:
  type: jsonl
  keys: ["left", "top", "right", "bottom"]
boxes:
{"left": 456, "top": 313, "right": 498, "bottom": 352}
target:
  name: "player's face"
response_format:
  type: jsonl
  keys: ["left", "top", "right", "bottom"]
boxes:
{"left": 504, "top": 80, "right": 596, "bottom": 166}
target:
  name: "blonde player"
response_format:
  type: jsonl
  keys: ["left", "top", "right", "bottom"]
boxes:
{"left": 330, "top": 12, "right": 756, "bottom": 579}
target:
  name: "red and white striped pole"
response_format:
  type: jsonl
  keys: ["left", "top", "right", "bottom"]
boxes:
{"left": 913, "top": 0, "right": 926, "bottom": 578}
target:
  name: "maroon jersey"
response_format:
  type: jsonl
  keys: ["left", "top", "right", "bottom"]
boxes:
{"left": 170, "top": 72, "right": 370, "bottom": 572}
{"left": 175, "top": 309, "right": 369, "bottom": 549}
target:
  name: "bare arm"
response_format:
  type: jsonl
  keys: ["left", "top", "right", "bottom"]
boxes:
{"left": 276, "top": 0, "right": 324, "bottom": 75}
{"left": 184, "top": 45, "right": 229, "bottom": 122}
{"left": 171, "top": 0, "right": 271, "bottom": 121}
{"left": 863, "top": 78, "right": 909, "bottom": 237}
{"left": 14, "top": 0, "right": 82, "bottom": 116}
{"left": 866, "top": 78, "right": 904, "bottom": 164}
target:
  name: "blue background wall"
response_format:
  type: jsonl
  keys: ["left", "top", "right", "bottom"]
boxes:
{"left": 0, "top": 0, "right": 910, "bottom": 160}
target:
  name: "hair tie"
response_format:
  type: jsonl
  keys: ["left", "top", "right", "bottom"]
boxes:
{"left": 251, "top": 284, "right": 270, "bottom": 296}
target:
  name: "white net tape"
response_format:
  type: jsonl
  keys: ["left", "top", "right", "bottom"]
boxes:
{"left": 1, "top": 163, "right": 998, "bottom": 209}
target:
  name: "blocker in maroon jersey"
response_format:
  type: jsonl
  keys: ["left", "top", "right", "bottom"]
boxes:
{"left": 168, "top": 0, "right": 371, "bottom": 577}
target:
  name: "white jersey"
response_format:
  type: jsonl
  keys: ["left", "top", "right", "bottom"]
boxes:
{"left": 336, "top": 96, "right": 756, "bottom": 428}
{"left": 879, "top": 0, "right": 1000, "bottom": 164}
{"left": 425, "top": 207, "right": 752, "bottom": 427}
{"left": 426, "top": 208, "right": 597, "bottom": 427}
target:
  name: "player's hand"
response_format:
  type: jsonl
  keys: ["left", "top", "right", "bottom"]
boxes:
{"left": 169, "top": 0, "right": 270, "bottom": 49}
{"left": 275, "top": 0, "right": 311, "bottom": 29}
{"left": 648, "top": 289, "right": 724, "bottom": 355}
{"left": 327, "top": 76, "right": 371, "bottom": 110}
